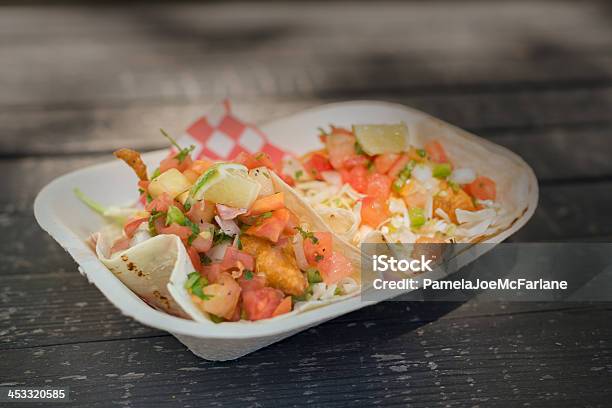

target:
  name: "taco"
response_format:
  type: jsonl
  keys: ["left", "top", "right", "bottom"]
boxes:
{"left": 284, "top": 118, "right": 530, "bottom": 246}
{"left": 84, "top": 132, "right": 361, "bottom": 323}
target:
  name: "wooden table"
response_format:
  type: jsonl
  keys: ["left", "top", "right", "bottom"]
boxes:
{"left": 2, "top": 2, "right": 611, "bottom": 406}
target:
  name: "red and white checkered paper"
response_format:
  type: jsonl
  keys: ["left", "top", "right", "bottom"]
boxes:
{"left": 174, "top": 100, "right": 289, "bottom": 163}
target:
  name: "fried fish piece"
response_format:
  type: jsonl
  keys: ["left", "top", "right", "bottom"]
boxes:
{"left": 433, "top": 181, "right": 475, "bottom": 223}
{"left": 114, "top": 148, "right": 148, "bottom": 181}
{"left": 241, "top": 235, "right": 308, "bottom": 296}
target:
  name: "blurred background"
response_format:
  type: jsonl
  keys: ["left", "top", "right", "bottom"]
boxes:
{"left": 2, "top": 2, "right": 612, "bottom": 406}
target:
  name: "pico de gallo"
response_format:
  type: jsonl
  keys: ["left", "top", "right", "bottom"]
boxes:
{"left": 285, "top": 124, "right": 502, "bottom": 244}
{"left": 93, "top": 131, "right": 357, "bottom": 323}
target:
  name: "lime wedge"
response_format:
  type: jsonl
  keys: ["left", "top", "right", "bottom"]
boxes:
{"left": 189, "top": 163, "right": 261, "bottom": 209}
{"left": 353, "top": 123, "right": 408, "bottom": 155}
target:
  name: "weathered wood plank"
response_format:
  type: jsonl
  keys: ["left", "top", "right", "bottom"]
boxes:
{"left": 2, "top": 88, "right": 612, "bottom": 160}
{"left": 2, "top": 2, "right": 612, "bottom": 106}
{"left": 1, "top": 303, "right": 610, "bottom": 407}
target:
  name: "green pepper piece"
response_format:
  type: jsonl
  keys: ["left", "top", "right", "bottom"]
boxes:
{"left": 409, "top": 207, "right": 426, "bottom": 228}
{"left": 433, "top": 163, "right": 452, "bottom": 179}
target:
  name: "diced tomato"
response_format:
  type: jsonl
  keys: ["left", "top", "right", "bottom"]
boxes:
{"left": 221, "top": 246, "right": 255, "bottom": 271}
{"left": 272, "top": 296, "right": 292, "bottom": 317}
{"left": 326, "top": 132, "right": 356, "bottom": 169}
{"left": 387, "top": 154, "right": 410, "bottom": 178}
{"left": 159, "top": 224, "right": 193, "bottom": 240}
{"left": 246, "top": 208, "right": 290, "bottom": 243}
{"left": 160, "top": 153, "right": 193, "bottom": 173}
{"left": 425, "top": 140, "right": 449, "bottom": 163}
{"left": 238, "top": 274, "right": 266, "bottom": 292}
{"left": 202, "top": 263, "right": 222, "bottom": 283}
{"left": 344, "top": 165, "right": 368, "bottom": 194}
{"left": 123, "top": 216, "right": 148, "bottom": 239}
{"left": 234, "top": 152, "right": 275, "bottom": 170}
{"left": 253, "top": 152, "right": 276, "bottom": 169}
{"left": 303, "top": 231, "right": 333, "bottom": 265}
{"left": 343, "top": 155, "right": 370, "bottom": 169}
{"left": 317, "top": 251, "right": 354, "bottom": 285}
{"left": 186, "top": 200, "right": 215, "bottom": 225}
{"left": 242, "top": 287, "right": 284, "bottom": 321}
{"left": 190, "top": 159, "right": 213, "bottom": 175}
{"left": 303, "top": 153, "right": 333, "bottom": 180}
{"left": 278, "top": 172, "right": 295, "bottom": 186}
{"left": 374, "top": 153, "right": 400, "bottom": 174}
{"left": 182, "top": 169, "right": 200, "bottom": 184}
{"left": 273, "top": 161, "right": 295, "bottom": 186}
{"left": 361, "top": 196, "right": 390, "bottom": 227}
{"left": 196, "top": 272, "right": 241, "bottom": 320}
{"left": 465, "top": 176, "right": 497, "bottom": 201}
{"left": 152, "top": 215, "right": 166, "bottom": 234}
{"left": 186, "top": 245, "right": 202, "bottom": 272}
{"left": 191, "top": 234, "right": 213, "bottom": 253}
{"left": 110, "top": 236, "right": 131, "bottom": 255}
{"left": 366, "top": 173, "right": 392, "bottom": 200}
{"left": 283, "top": 210, "right": 299, "bottom": 236}
{"left": 145, "top": 192, "right": 173, "bottom": 213}
{"left": 249, "top": 192, "right": 285, "bottom": 215}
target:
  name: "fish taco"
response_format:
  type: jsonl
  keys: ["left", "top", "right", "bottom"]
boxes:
{"left": 82, "top": 132, "right": 361, "bottom": 324}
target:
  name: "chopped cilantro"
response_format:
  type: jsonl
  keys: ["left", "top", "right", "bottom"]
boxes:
{"left": 314, "top": 254, "right": 324, "bottom": 262}
{"left": 184, "top": 218, "right": 200, "bottom": 235}
{"left": 243, "top": 270, "right": 254, "bottom": 280}
{"left": 209, "top": 314, "right": 224, "bottom": 323}
{"left": 295, "top": 226, "right": 319, "bottom": 244}
{"left": 236, "top": 234, "right": 243, "bottom": 250}
{"left": 354, "top": 141, "right": 366, "bottom": 155}
{"left": 184, "top": 272, "right": 200, "bottom": 289}
{"left": 261, "top": 211, "right": 273, "bottom": 219}
{"left": 306, "top": 268, "right": 323, "bottom": 284}
{"left": 148, "top": 211, "right": 163, "bottom": 235}
{"left": 166, "top": 205, "right": 185, "bottom": 226}
{"left": 295, "top": 170, "right": 304, "bottom": 180}
{"left": 417, "top": 148, "right": 427, "bottom": 158}
{"left": 160, "top": 128, "right": 194, "bottom": 164}
{"left": 184, "top": 272, "right": 212, "bottom": 301}
{"left": 200, "top": 253, "right": 212, "bottom": 265}
{"left": 213, "top": 228, "right": 233, "bottom": 245}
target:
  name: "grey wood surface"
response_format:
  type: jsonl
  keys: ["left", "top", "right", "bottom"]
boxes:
{"left": 1, "top": 2, "right": 612, "bottom": 407}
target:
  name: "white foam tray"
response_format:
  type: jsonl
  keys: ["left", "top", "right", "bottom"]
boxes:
{"left": 34, "top": 101, "right": 538, "bottom": 360}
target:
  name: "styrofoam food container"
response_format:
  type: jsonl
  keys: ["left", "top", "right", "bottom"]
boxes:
{"left": 34, "top": 101, "right": 538, "bottom": 360}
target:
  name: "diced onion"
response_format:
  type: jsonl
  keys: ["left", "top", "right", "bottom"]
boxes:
{"left": 206, "top": 242, "right": 230, "bottom": 263}
{"left": 292, "top": 234, "right": 309, "bottom": 271}
{"left": 321, "top": 171, "right": 342, "bottom": 186}
{"left": 412, "top": 164, "right": 432, "bottom": 182}
{"left": 214, "top": 216, "right": 240, "bottom": 236}
{"left": 449, "top": 168, "right": 476, "bottom": 185}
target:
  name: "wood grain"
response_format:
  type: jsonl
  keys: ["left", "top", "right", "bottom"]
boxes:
{"left": 1, "top": 302, "right": 610, "bottom": 407}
